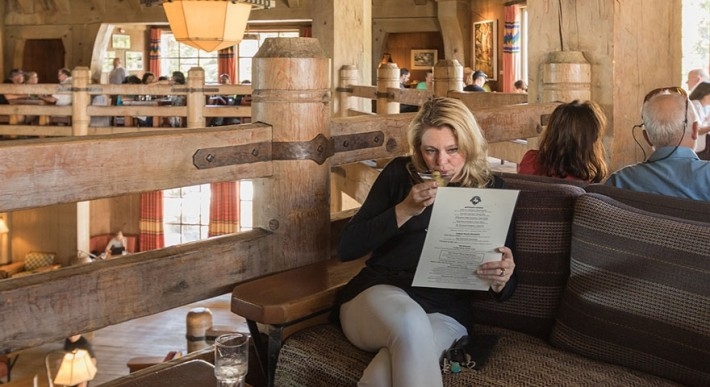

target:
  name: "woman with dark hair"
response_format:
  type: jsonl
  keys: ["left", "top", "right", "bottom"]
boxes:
{"left": 517, "top": 100, "right": 609, "bottom": 182}
{"left": 689, "top": 81, "right": 710, "bottom": 160}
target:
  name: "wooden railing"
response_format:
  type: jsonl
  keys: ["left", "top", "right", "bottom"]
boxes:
{"left": 0, "top": 38, "right": 556, "bottom": 374}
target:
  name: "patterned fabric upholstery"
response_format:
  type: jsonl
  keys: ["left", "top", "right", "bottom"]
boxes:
{"left": 24, "top": 251, "right": 56, "bottom": 271}
{"left": 549, "top": 193, "right": 710, "bottom": 386}
{"left": 275, "top": 324, "right": 682, "bottom": 387}
{"left": 470, "top": 178, "right": 585, "bottom": 339}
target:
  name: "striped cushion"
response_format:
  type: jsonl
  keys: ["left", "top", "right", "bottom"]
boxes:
{"left": 471, "top": 178, "right": 585, "bottom": 339}
{"left": 549, "top": 194, "right": 710, "bottom": 386}
{"left": 24, "top": 251, "right": 55, "bottom": 271}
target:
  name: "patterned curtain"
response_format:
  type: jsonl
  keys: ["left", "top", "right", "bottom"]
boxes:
{"left": 218, "top": 46, "right": 236, "bottom": 84}
{"left": 502, "top": 5, "right": 522, "bottom": 93}
{"left": 149, "top": 27, "right": 162, "bottom": 76}
{"left": 139, "top": 191, "right": 164, "bottom": 251}
{"left": 208, "top": 182, "right": 239, "bottom": 237}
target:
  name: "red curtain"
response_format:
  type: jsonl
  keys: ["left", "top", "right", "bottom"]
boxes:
{"left": 299, "top": 26, "right": 312, "bottom": 37}
{"left": 218, "top": 46, "right": 236, "bottom": 84}
{"left": 139, "top": 191, "right": 165, "bottom": 251}
{"left": 149, "top": 27, "right": 162, "bottom": 77}
{"left": 502, "top": 5, "right": 522, "bottom": 93}
{"left": 208, "top": 182, "right": 239, "bottom": 237}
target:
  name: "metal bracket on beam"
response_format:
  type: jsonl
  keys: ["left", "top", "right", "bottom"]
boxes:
{"left": 193, "top": 131, "right": 385, "bottom": 169}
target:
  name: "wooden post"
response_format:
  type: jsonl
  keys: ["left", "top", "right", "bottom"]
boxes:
{"left": 377, "top": 63, "right": 399, "bottom": 114}
{"left": 71, "top": 67, "right": 91, "bottom": 136}
{"left": 338, "top": 65, "right": 359, "bottom": 117}
{"left": 71, "top": 67, "right": 92, "bottom": 261}
{"left": 434, "top": 59, "right": 464, "bottom": 97}
{"left": 251, "top": 37, "right": 331, "bottom": 270}
{"left": 541, "top": 51, "right": 591, "bottom": 103}
{"left": 187, "top": 67, "right": 206, "bottom": 128}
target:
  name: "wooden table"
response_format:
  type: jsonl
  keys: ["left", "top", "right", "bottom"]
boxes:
{"left": 105, "top": 359, "right": 254, "bottom": 387}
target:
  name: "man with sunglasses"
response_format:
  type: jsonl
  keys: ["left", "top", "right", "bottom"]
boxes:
{"left": 605, "top": 87, "right": 710, "bottom": 201}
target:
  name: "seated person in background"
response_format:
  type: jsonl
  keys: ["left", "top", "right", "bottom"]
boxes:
{"left": 105, "top": 231, "right": 128, "bottom": 256}
{"left": 689, "top": 81, "right": 710, "bottom": 160}
{"left": 605, "top": 87, "right": 710, "bottom": 200}
{"left": 64, "top": 334, "right": 97, "bottom": 387}
{"left": 90, "top": 77, "right": 111, "bottom": 128}
{"left": 517, "top": 100, "right": 608, "bottom": 182}
{"left": 0, "top": 69, "right": 28, "bottom": 105}
{"left": 514, "top": 80, "right": 528, "bottom": 93}
{"left": 416, "top": 70, "right": 433, "bottom": 90}
{"left": 464, "top": 70, "right": 488, "bottom": 92}
{"left": 335, "top": 97, "right": 517, "bottom": 386}
{"left": 399, "top": 68, "right": 419, "bottom": 113}
{"left": 40, "top": 68, "right": 73, "bottom": 106}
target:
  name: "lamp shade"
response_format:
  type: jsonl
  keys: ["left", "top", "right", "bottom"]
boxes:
{"left": 54, "top": 350, "right": 97, "bottom": 386}
{"left": 163, "top": 0, "right": 252, "bottom": 52}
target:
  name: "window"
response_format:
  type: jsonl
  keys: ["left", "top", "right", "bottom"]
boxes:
{"left": 160, "top": 33, "right": 219, "bottom": 81}
{"left": 682, "top": 0, "right": 710, "bottom": 80}
{"left": 236, "top": 31, "right": 300, "bottom": 83}
{"left": 163, "top": 184, "right": 211, "bottom": 246}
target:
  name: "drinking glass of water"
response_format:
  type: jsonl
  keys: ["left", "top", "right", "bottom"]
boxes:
{"left": 214, "top": 333, "right": 249, "bottom": 387}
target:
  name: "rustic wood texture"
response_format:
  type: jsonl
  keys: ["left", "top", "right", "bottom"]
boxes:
{"left": 0, "top": 123, "right": 272, "bottom": 212}
{"left": 377, "top": 63, "right": 400, "bottom": 114}
{"left": 331, "top": 162, "right": 381, "bottom": 204}
{"left": 251, "top": 38, "right": 332, "bottom": 272}
{"left": 0, "top": 230, "right": 271, "bottom": 352}
{"left": 231, "top": 256, "right": 367, "bottom": 325}
{"left": 433, "top": 59, "right": 465, "bottom": 96}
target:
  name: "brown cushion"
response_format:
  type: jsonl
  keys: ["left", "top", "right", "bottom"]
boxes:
{"left": 549, "top": 193, "right": 710, "bottom": 386}
{"left": 275, "top": 324, "right": 681, "bottom": 387}
{"left": 470, "top": 178, "right": 585, "bottom": 339}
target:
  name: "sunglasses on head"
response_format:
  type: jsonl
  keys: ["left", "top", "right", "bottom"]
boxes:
{"left": 643, "top": 86, "right": 687, "bottom": 103}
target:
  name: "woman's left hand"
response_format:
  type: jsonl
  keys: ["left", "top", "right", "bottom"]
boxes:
{"left": 476, "top": 246, "right": 515, "bottom": 293}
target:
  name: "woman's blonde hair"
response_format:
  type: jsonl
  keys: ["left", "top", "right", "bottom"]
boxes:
{"left": 408, "top": 97, "right": 491, "bottom": 187}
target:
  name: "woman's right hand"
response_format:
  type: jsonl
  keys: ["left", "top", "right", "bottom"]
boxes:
{"left": 394, "top": 181, "right": 438, "bottom": 227}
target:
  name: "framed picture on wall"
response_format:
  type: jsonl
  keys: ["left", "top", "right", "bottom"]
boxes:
{"left": 125, "top": 51, "right": 144, "bottom": 71}
{"left": 473, "top": 20, "right": 497, "bottom": 80}
{"left": 410, "top": 49, "right": 438, "bottom": 70}
{"left": 103, "top": 51, "right": 117, "bottom": 72}
{"left": 112, "top": 34, "right": 131, "bottom": 50}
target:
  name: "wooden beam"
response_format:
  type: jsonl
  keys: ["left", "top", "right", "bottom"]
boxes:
{"left": 0, "top": 229, "right": 272, "bottom": 352}
{"left": 0, "top": 123, "right": 273, "bottom": 212}
{"left": 331, "top": 162, "right": 381, "bottom": 204}
{"left": 328, "top": 102, "right": 560, "bottom": 167}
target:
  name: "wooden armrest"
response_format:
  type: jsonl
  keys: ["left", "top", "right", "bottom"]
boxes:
{"left": 231, "top": 256, "right": 366, "bottom": 326}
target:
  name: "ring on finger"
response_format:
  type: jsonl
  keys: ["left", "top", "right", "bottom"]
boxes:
{"left": 499, "top": 268, "right": 505, "bottom": 277}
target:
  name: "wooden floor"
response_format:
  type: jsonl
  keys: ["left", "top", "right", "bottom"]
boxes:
{"left": 7, "top": 293, "right": 248, "bottom": 387}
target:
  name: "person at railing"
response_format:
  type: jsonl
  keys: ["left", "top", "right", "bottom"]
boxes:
{"left": 416, "top": 70, "right": 433, "bottom": 90}
{"left": 90, "top": 76, "right": 111, "bottom": 128}
{"left": 109, "top": 57, "right": 126, "bottom": 86}
{"left": 208, "top": 73, "right": 239, "bottom": 126}
{"left": 517, "top": 100, "right": 608, "bottom": 182}
{"left": 167, "top": 71, "right": 186, "bottom": 127}
{"left": 0, "top": 69, "right": 27, "bottom": 105}
{"left": 463, "top": 70, "right": 487, "bottom": 92}
{"left": 40, "top": 67, "right": 73, "bottom": 106}
{"left": 514, "top": 80, "right": 528, "bottom": 93}
{"left": 689, "top": 81, "right": 710, "bottom": 160}
{"left": 335, "top": 97, "right": 517, "bottom": 387}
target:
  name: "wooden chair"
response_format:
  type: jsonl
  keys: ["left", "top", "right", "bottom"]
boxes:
{"left": 0, "top": 354, "right": 19, "bottom": 383}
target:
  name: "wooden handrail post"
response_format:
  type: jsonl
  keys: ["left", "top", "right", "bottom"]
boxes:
{"left": 252, "top": 37, "right": 331, "bottom": 270}
{"left": 187, "top": 67, "right": 206, "bottom": 128}
{"left": 71, "top": 66, "right": 91, "bottom": 136}
{"left": 338, "top": 65, "right": 359, "bottom": 117}
{"left": 434, "top": 59, "right": 464, "bottom": 97}
{"left": 377, "top": 62, "right": 399, "bottom": 114}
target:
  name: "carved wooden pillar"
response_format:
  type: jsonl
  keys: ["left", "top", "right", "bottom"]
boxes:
{"left": 377, "top": 63, "right": 399, "bottom": 114}
{"left": 187, "top": 67, "right": 206, "bottom": 128}
{"left": 251, "top": 37, "right": 331, "bottom": 269}
{"left": 71, "top": 67, "right": 91, "bottom": 260}
{"left": 541, "top": 51, "right": 591, "bottom": 103}
{"left": 434, "top": 59, "right": 464, "bottom": 97}
{"left": 338, "top": 65, "right": 359, "bottom": 117}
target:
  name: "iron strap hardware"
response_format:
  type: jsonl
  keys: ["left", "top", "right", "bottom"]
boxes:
{"left": 193, "top": 131, "right": 384, "bottom": 169}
